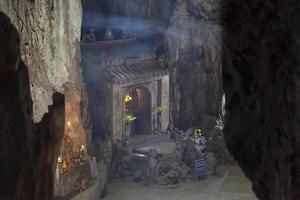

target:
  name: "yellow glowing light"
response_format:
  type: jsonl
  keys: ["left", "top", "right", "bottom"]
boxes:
{"left": 81, "top": 145, "right": 85, "bottom": 151}
{"left": 153, "top": 105, "right": 166, "bottom": 113}
{"left": 192, "top": 128, "right": 202, "bottom": 139}
{"left": 58, "top": 155, "right": 62, "bottom": 163}
{"left": 124, "top": 95, "right": 132, "bottom": 103}
{"left": 67, "top": 121, "right": 71, "bottom": 128}
{"left": 62, "top": 160, "right": 68, "bottom": 171}
{"left": 195, "top": 128, "right": 202, "bottom": 135}
{"left": 124, "top": 114, "right": 137, "bottom": 122}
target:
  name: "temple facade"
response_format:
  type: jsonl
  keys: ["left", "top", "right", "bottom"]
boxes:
{"left": 81, "top": 33, "right": 169, "bottom": 143}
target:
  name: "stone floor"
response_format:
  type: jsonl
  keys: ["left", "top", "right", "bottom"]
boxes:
{"left": 104, "top": 165, "right": 257, "bottom": 200}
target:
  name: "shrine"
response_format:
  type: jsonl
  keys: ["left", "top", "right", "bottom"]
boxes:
{"left": 81, "top": 30, "right": 169, "bottom": 144}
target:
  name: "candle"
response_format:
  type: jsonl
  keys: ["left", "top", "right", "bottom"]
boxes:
{"left": 67, "top": 121, "right": 71, "bottom": 128}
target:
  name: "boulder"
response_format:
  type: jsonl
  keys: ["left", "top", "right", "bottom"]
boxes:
{"left": 168, "top": 0, "right": 222, "bottom": 131}
{"left": 182, "top": 138, "right": 205, "bottom": 169}
{"left": 207, "top": 126, "right": 232, "bottom": 162}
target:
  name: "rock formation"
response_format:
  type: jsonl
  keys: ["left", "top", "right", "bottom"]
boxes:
{"left": 0, "top": 0, "right": 83, "bottom": 122}
{"left": 167, "top": 0, "right": 222, "bottom": 131}
{"left": 0, "top": 0, "right": 90, "bottom": 198}
{"left": 0, "top": 12, "right": 65, "bottom": 200}
{"left": 111, "top": 128, "right": 226, "bottom": 186}
{"left": 2, "top": 0, "right": 300, "bottom": 199}
{"left": 222, "top": 0, "right": 300, "bottom": 199}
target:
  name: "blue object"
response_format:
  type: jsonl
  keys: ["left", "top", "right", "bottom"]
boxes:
{"left": 195, "top": 159, "right": 207, "bottom": 177}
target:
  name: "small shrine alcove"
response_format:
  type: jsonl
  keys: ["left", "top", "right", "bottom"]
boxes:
{"left": 54, "top": 83, "right": 89, "bottom": 197}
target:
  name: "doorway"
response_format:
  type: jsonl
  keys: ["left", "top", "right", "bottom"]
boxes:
{"left": 124, "top": 86, "right": 152, "bottom": 137}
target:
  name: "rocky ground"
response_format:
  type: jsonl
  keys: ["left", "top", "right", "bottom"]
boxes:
{"left": 110, "top": 124, "right": 233, "bottom": 187}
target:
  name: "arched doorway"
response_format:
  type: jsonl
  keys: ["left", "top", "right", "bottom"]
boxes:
{"left": 124, "top": 86, "right": 152, "bottom": 137}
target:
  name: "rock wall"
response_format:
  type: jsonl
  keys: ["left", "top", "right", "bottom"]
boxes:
{"left": 167, "top": 0, "right": 222, "bottom": 131}
{"left": 0, "top": 12, "right": 65, "bottom": 200}
{"left": 0, "top": 1, "right": 93, "bottom": 198}
{"left": 0, "top": 0, "right": 83, "bottom": 122}
{"left": 222, "top": 0, "right": 300, "bottom": 199}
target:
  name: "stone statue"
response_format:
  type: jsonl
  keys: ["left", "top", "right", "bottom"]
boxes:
{"left": 147, "top": 149, "right": 158, "bottom": 177}
{"left": 121, "top": 28, "right": 131, "bottom": 38}
{"left": 90, "top": 156, "right": 98, "bottom": 179}
{"left": 103, "top": 26, "right": 114, "bottom": 40}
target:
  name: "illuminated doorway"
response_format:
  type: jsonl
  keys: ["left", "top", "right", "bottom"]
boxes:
{"left": 124, "top": 86, "right": 152, "bottom": 138}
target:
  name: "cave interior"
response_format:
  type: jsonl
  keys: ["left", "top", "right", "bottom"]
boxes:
{"left": 0, "top": 0, "right": 300, "bottom": 200}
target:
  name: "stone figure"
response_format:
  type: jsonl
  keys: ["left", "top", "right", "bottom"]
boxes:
{"left": 121, "top": 28, "right": 131, "bottom": 38}
{"left": 147, "top": 149, "right": 158, "bottom": 177}
{"left": 90, "top": 156, "right": 98, "bottom": 179}
{"left": 83, "top": 28, "right": 96, "bottom": 42}
{"left": 103, "top": 26, "right": 114, "bottom": 40}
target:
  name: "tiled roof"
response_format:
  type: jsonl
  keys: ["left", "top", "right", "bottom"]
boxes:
{"left": 105, "top": 59, "right": 168, "bottom": 83}
{"left": 81, "top": 38, "right": 168, "bottom": 83}
{"left": 81, "top": 38, "right": 154, "bottom": 62}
